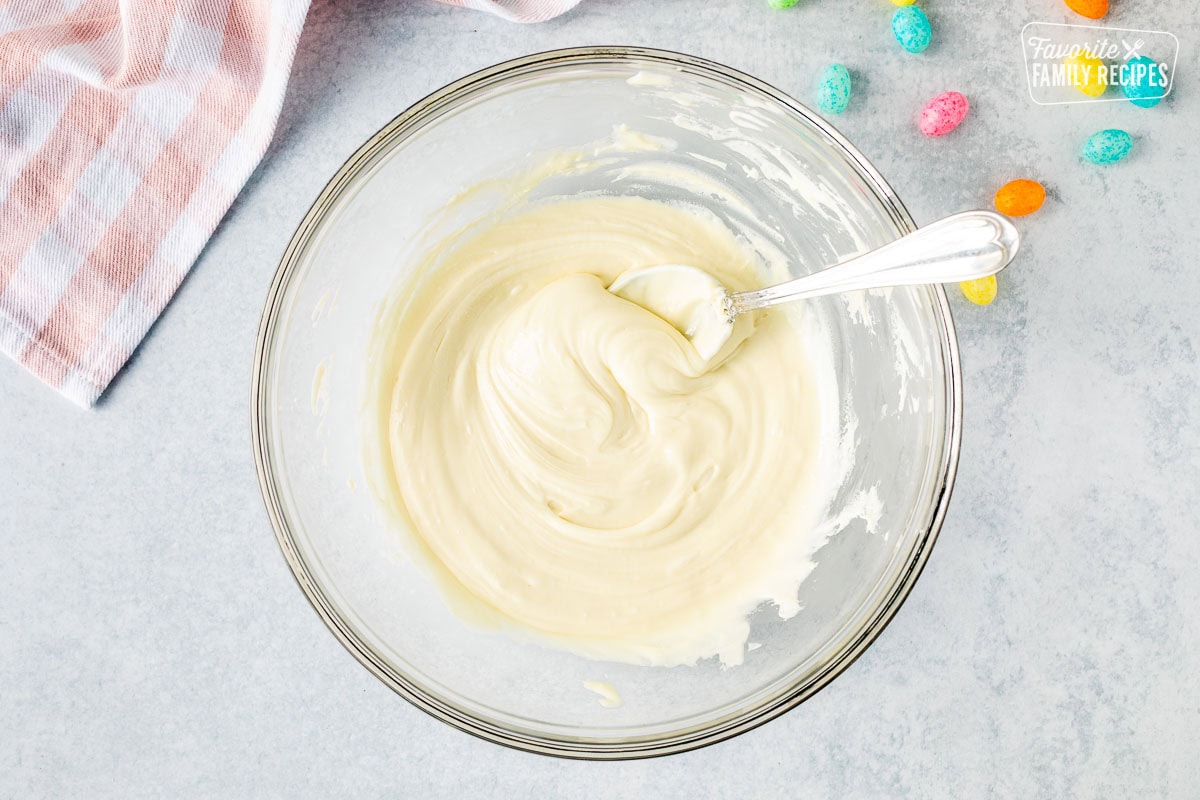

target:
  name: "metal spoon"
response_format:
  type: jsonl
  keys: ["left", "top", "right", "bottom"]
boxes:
{"left": 608, "top": 210, "right": 1021, "bottom": 360}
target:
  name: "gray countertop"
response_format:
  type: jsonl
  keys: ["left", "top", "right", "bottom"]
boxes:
{"left": 3, "top": 0, "right": 1198, "bottom": 796}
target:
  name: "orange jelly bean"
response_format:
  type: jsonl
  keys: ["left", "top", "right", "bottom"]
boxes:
{"left": 1064, "top": 0, "right": 1107, "bottom": 19}
{"left": 994, "top": 179, "right": 1046, "bottom": 217}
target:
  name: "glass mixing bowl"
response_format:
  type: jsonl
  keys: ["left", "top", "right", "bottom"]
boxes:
{"left": 252, "top": 47, "right": 961, "bottom": 758}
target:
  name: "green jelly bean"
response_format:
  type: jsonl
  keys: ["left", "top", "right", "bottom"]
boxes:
{"left": 892, "top": 6, "right": 931, "bottom": 54}
{"left": 1082, "top": 129, "right": 1134, "bottom": 164}
{"left": 817, "top": 64, "right": 852, "bottom": 114}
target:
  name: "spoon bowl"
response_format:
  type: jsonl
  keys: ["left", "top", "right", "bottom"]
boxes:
{"left": 606, "top": 264, "right": 732, "bottom": 360}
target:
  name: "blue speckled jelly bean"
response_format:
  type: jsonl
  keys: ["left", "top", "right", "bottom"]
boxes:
{"left": 1122, "top": 54, "right": 1164, "bottom": 108}
{"left": 1082, "top": 129, "right": 1133, "bottom": 164}
{"left": 892, "top": 6, "right": 931, "bottom": 54}
{"left": 817, "top": 64, "right": 852, "bottom": 114}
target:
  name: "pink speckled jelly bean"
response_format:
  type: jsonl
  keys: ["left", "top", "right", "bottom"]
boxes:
{"left": 918, "top": 91, "right": 969, "bottom": 137}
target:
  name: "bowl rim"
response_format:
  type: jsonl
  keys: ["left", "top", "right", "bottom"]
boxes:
{"left": 251, "top": 45, "right": 963, "bottom": 760}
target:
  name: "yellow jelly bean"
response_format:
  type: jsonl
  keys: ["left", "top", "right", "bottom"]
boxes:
{"left": 960, "top": 275, "right": 997, "bottom": 305}
{"left": 891, "top": 0, "right": 916, "bottom": 5}
{"left": 1064, "top": 51, "right": 1106, "bottom": 98}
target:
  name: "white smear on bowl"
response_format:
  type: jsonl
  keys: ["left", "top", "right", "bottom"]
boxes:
{"left": 583, "top": 681, "right": 623, "bottom": 709}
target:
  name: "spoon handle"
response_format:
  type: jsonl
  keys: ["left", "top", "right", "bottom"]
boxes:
{"left": 727, "top": 210, "right": 1020, "bottom": 315}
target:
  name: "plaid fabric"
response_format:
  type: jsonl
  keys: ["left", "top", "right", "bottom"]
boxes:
{"left": 0, "top": 0, "right": 579, "bottom": 407}
{"left": 443, "top": 0, "right": 580, "bottom": 22}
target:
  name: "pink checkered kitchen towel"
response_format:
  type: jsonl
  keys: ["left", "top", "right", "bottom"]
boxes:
{"left": 0, "top": 0, "right": 579, "bottom": 407}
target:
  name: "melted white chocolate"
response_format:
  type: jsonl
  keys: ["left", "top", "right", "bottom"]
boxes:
{"left": 368, "top": 195, "right": 838, "bottom": 667}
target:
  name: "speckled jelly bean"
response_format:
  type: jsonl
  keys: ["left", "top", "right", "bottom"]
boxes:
{"left": 892, "top": 6, "right": 931, "bottom": 54}
{"left": 994, "top": 180, "right": 1046, "bottom": 217}
{"left": 767, "top": 0, "right": 799, "bottom": 9}
{"left": 1123, "top": 54, "right": 1164, "bottom": 108}
{"left": 1064, "top": 51, "right": 1106, "bottom": 98}
{"left": 918, "top": 91, "right": 968, "bottom": 137}
{"left": 1082, "top": 129, "right": 1133, "bottom": 164}
{"left": 817, "top": 64, "right": 852, "bottom": 115}
{"left": 960, "top": 275, "right": 997, "bottom": 306}
{"left": 1064, "top": 0, "right": 1107, "bottom": 19}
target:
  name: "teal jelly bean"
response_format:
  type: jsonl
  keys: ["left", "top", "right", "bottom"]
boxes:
{"left": 817, "top": 64, "right": 852, "bottom": 114}
{"left": 1082, "top": 129, "right": 1133, "bottom": 164}
{"left": 1122, "top": 54, "right": 1163, "bottom": 108}
{"left": 767, "top": 0, "right": 799, "bottom": 8}
{"left": 892, "top": 6, "right": 931, "bottom": 54}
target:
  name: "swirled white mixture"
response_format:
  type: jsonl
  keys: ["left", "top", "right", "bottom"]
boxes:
{"left": 368, "top": 195, "right": 841, "bottom": 667}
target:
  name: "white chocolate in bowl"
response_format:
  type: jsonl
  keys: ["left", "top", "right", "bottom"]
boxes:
{"left": 366, "top": 192, "right": 849, "bottom": 668}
